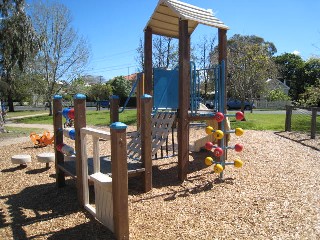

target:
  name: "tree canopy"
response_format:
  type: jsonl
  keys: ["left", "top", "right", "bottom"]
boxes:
{"left": 109, "top": 76, "right": 131, "bottom": 98}
{"left": 0, "top": 0, "right": 37, "bottom": 111}
{"left": 225, "top": 34, "right": 278, "bottom": 107}
{"left": 29, "top": 0, "right": 90, "bottom": 115}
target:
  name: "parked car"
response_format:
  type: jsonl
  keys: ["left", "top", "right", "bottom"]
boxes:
{"left": 227, "top": 99, "right": 255, "bottom": 110}
{"left": 205, "top": 100, "right": 214, "bottom": 109}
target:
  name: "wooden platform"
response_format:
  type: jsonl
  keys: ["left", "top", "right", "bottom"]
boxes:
{"left": 58, "top": 156, "right": 145, "bottom": 179}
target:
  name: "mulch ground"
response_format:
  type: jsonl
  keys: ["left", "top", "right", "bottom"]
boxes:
{"left": 0, "top": 127, "right": 319, "bottom": 239}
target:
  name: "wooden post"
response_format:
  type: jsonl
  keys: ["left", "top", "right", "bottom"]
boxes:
{"left": 178, "top": 19, "right": 190, "bottom": 181}
{"left": 285, "top": 105, "right": 293, "bottom": 132}
{"left": 53, "top": 95, "right": 65, "bottom": 187}
{"left": 110, "top": 122, "right": 129, "bottom": 240}
{"left": 73, "top": 93, "right": 87, "bottom": 206}
{"left": 144, "top": 27, "right": 153, "bottom": 95}
{"left": 110, "top": 95, "right": 119, "bottom": 124}
{"left": 136, "top": 73, "right": 144, "bottom": 129}
{"left": 311, "top": 107, "right": 317, "bottom": 139}
{"left": 141, "top": 94, "right": 152, "bottom": 192}
{"left": 218, "top": 28, "right": 228, "bottom": 177}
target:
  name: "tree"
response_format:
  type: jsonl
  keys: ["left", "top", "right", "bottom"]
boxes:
{"left": 220, "top": 34, "right": 278, "bottom": 111}
{"left": 109, "top": 76, "right": 131, "bottom": 98}
{"left": 29, "top": 1, "right": 90, "bottom": 115}
{"left": 196, "top": 35, "right": 216, "bottom": 99}
{"left": 0, "top": 0, "right": 38, "bottom": 111}
{"left": 267, "top": 89, "right": 291, "bottom": 101}
{"left": 299, "top": 79, "right": 320, "bottom": 107}
{"left": 136, "top": 35, "right": 178, "bottom": 71}
{"left": 303, "top": 57, "right": 320, "bottom": 87}
{"left": 87, "top": 83, "right": 112, "bottom": 110}
{"left": 273, "top": 53, "right": 305, "bottom": 101}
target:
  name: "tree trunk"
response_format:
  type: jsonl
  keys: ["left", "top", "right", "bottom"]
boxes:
{"left": 48, "top": 101, "right": 53, "bottom": 116}
{"left": 7, "top": 87, "right": 15, "bottom": 112}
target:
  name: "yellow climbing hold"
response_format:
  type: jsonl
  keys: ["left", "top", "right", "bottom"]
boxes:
{"left": 213, "top": 164, "right": 224, "bottom": 173}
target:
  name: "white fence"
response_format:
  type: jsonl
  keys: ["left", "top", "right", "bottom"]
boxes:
{"left": 254, "top": 100, "right": 291, "bottom": 109}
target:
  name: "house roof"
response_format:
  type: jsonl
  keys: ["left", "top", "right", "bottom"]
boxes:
{"left": 145, "top": 0, "right": 229, "bottom": 38}
{"left": 266, "top": 79, "right": 290, "bottom": 90}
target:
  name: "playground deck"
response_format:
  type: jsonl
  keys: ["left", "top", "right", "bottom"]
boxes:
{"left": 58, "top": 157, "right": 145, "bottom": 179}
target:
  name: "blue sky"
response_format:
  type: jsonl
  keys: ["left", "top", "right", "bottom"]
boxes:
{"left": 59, "top": 0, "right": 319, "bottom": 80}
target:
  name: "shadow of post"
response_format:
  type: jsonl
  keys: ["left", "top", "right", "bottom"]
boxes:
{"left": 1, "top": 180, "right": 115, "bottom": 239}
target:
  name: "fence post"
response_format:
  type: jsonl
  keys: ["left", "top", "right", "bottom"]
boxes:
{"left": 110, "top": 122, "right": 129, "bottom": 239}
{"left": 311, "top": 107, "right": 317, "bottom": 139}
{"left": 53, "top": 95, "right": 65, "bottom": 187}
{"left": 285, "top": 105, "right": 293, "bottom": 131}
{"left": 110, "top": 95, "right": 119, "bottom": 124}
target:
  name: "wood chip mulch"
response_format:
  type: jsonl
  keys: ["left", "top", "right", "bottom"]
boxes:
{"left": 0, "top": 127, "right": 319, "bottom": 239}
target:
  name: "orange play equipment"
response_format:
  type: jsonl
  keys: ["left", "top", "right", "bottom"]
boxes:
{"left": 30, "top": 131, "right": 54, "bottom": 147}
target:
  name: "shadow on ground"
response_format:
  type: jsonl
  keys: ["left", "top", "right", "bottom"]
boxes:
{"left": 0, "top": 180, "right": 115, "bottom": 240}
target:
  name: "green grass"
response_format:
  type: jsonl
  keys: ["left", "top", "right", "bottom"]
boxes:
{"left": 230, "top": 113, "right": 286, "bottom": 131}
{"left": 0, "top": 126, "right": 45, "bottom": 139}
{"left": 14, "top": 109, "right": 137, "bottom": 126}
{"left": 6, "top": 110, "right": 48, "bottom": 118}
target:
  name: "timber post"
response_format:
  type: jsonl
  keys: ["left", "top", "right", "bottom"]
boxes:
{"left": 141, "top": 94, "right": 152, "bottom": 192}
{"left": 110, "top": 95, "right": 120, "bottom": 124}
{"left": 311, "top": 107, "right": 317, "bottom": 139}
{"left": 178, "top": 19, "right": 190, "bottom": 181}
{"left": 110, "top": 122, "right": 129, "bottom": 239}
{"left": 53, "top": 95, "right": 65, "bottom": 187}
{"left": 285, "top": 105, "right": 293, "bottom": 132}
{"left": 144, "top": 27, "right": 153, "bottom": 95}
{"left": 73, "top": 93, "right": 87, "bottom": 206}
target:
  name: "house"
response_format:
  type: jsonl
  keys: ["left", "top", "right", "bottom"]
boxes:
{"left": 266, "top": 78, "right": 290, "bottom": 95}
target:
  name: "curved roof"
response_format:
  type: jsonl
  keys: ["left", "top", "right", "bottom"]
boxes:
{"left": 145, "top": 0, "right": 229, "bottom": 38}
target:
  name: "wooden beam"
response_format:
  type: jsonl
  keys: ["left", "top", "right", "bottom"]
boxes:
{"left": 74, "top": 93, "right": 87, "bottom": 206}
{"left": 141, "top": 94, "right": 152, "bottom": 192}
{"left": 53, "top": 95, "right": 65, "bottom": 187}
{"left": 178, "top": 19, "right": 190, "bottom": 181}
{"left": 110, "top": 122, "right": 129, "bottom": 239}
{"left": 144, "top": 27, "right": 153, "bottom": 95}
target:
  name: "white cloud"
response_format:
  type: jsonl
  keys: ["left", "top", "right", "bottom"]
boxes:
{"left": 292, "top": 50, "right": 300, "bottom": 55}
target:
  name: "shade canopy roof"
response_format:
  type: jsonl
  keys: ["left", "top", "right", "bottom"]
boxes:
{"left": 145, "top": 0, "right": 229, "bottom": 38}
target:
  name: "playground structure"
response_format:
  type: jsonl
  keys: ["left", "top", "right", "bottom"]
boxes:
{"left": 51, "top": 0, "right": 241, "bottom": 239}
{"left": 141, "top": 0, "right": 230, "bottom": 182}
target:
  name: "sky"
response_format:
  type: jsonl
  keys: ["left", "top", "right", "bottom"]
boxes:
{"left": 53, "top": 0, "right": 320, "bottom": 80}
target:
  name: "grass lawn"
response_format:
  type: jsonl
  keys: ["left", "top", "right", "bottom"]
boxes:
{"left": 6, "top": 110, "right": 48, "bottom": 118}
{"left": 14, "top": 109, "right": 137, "bottom": 126}
{"left": 230, "top": 113, "right": 286, "bottom": 131}
{"left": 0, "top": 126, "right": 45, "bottom": 139}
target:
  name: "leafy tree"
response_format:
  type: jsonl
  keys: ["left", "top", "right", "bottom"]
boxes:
{"left": 303, "top": 57, "right": 320, "bottom": 87}
{"left": 299, "top": 79, "right": 320, "bottom": 107}
{"left": 29, "top": 1, "right": 90, "bottom": 115}
{"left": 273, "top": 53, "right": 305, "bottom": 101}
{"left": 109, "top": 76, "right": 131, "bottom": 98}
{"left": 0, "top": 0, "right": 38, "bottom": 111}
{"left": 221, "top": 34, "right": 278, "bottom": 111}
{"left": 87, "top": 83, "right": 112, "bottom": 110}
{"left": 267, "top": 89, "right": 291, "bottom": 101}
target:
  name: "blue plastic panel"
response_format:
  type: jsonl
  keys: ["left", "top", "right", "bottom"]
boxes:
{"left": 153, "top": 68, "right": 179, "bottom": 109}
